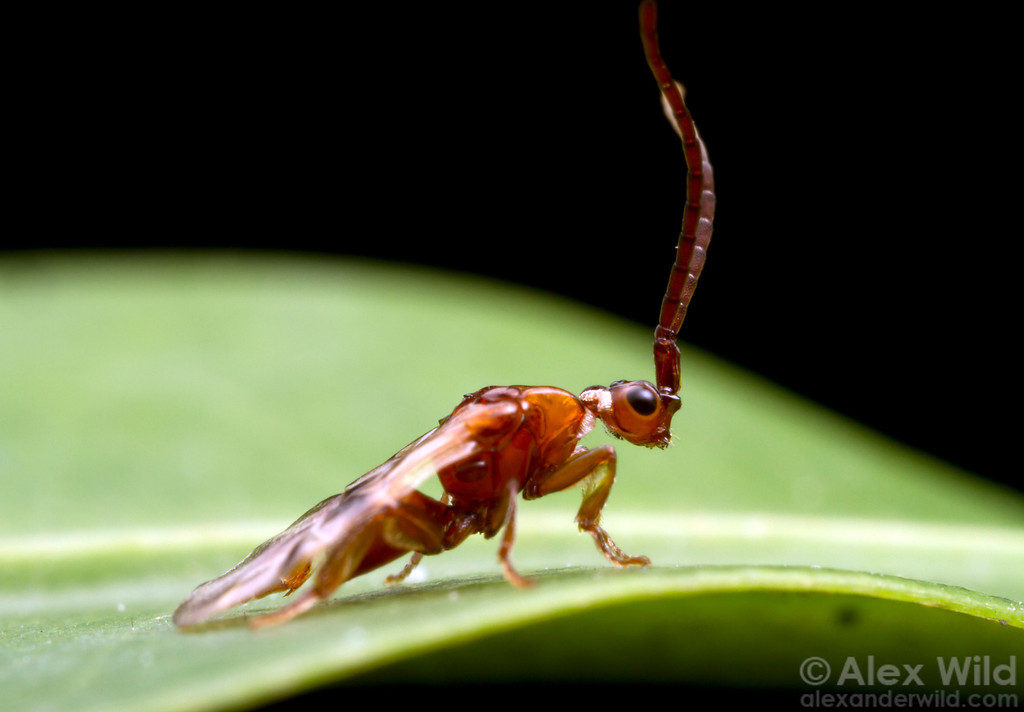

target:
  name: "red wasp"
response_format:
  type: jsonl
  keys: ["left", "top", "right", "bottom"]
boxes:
{"left": 173, "top": 0, "right": 715, "bottom": 629}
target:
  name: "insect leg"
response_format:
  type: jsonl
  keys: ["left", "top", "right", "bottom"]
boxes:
{"left": 491, "top": 479, "right": 532, "bottom": 588}
{"left": 278, "top": 561, "right": 313, "bottom": 596}
{"left": 248, "top": 519, "right": 384, "bottom": 628}
{"left": 374, "top": 490, "right": 482, "bottom": 584}
{"left": 384, "top": 552, "right": 423, "bottom": 584}
{"left": 375, "top": 491, "right": 451, "bottom": 582}
{"left": 248, "top": 586, "right": 323, "bottom": 628}
{"left": 387, "top": 506, "right": 482, "bottom": 583}
{"left": 524, "top": 445, "right": 650, "bottom": 568}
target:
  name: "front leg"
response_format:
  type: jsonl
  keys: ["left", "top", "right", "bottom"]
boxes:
{"left": 523, "top": 445, "right": 650, "bottom": 567}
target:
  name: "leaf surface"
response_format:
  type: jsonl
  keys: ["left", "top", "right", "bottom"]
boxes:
{"left": 2, "top": 254, "right": 1021, "bottom": 710}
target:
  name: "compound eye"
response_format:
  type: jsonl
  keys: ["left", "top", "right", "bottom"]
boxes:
{"left": 608, "top": 381, "right": 663, "bottom": 439}
{"left": 625, "top": 384, "right": 659, "bottom": 416}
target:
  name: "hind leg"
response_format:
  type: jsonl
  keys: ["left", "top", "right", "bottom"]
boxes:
{"left": 249, "top": 492, "right": 453, "bottom": 628}
{"left": 248, "top": 521, "right": 381, "bottom": 629}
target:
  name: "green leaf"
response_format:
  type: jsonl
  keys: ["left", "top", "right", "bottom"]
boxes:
{"left": 2, "top": 253, "right": 1021, "bottom": 711}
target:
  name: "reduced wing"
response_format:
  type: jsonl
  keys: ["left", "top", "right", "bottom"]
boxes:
{"left": 172, "top": 402, "right": 508, "bottom": 627}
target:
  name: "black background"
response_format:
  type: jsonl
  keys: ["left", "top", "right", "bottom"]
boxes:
{"left": 10, "top": 3, "right": 1018, "bottom": 495}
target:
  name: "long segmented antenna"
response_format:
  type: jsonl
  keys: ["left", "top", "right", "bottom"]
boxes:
{"left": 639, "top": 0, "right": 716, "bottom": 398}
